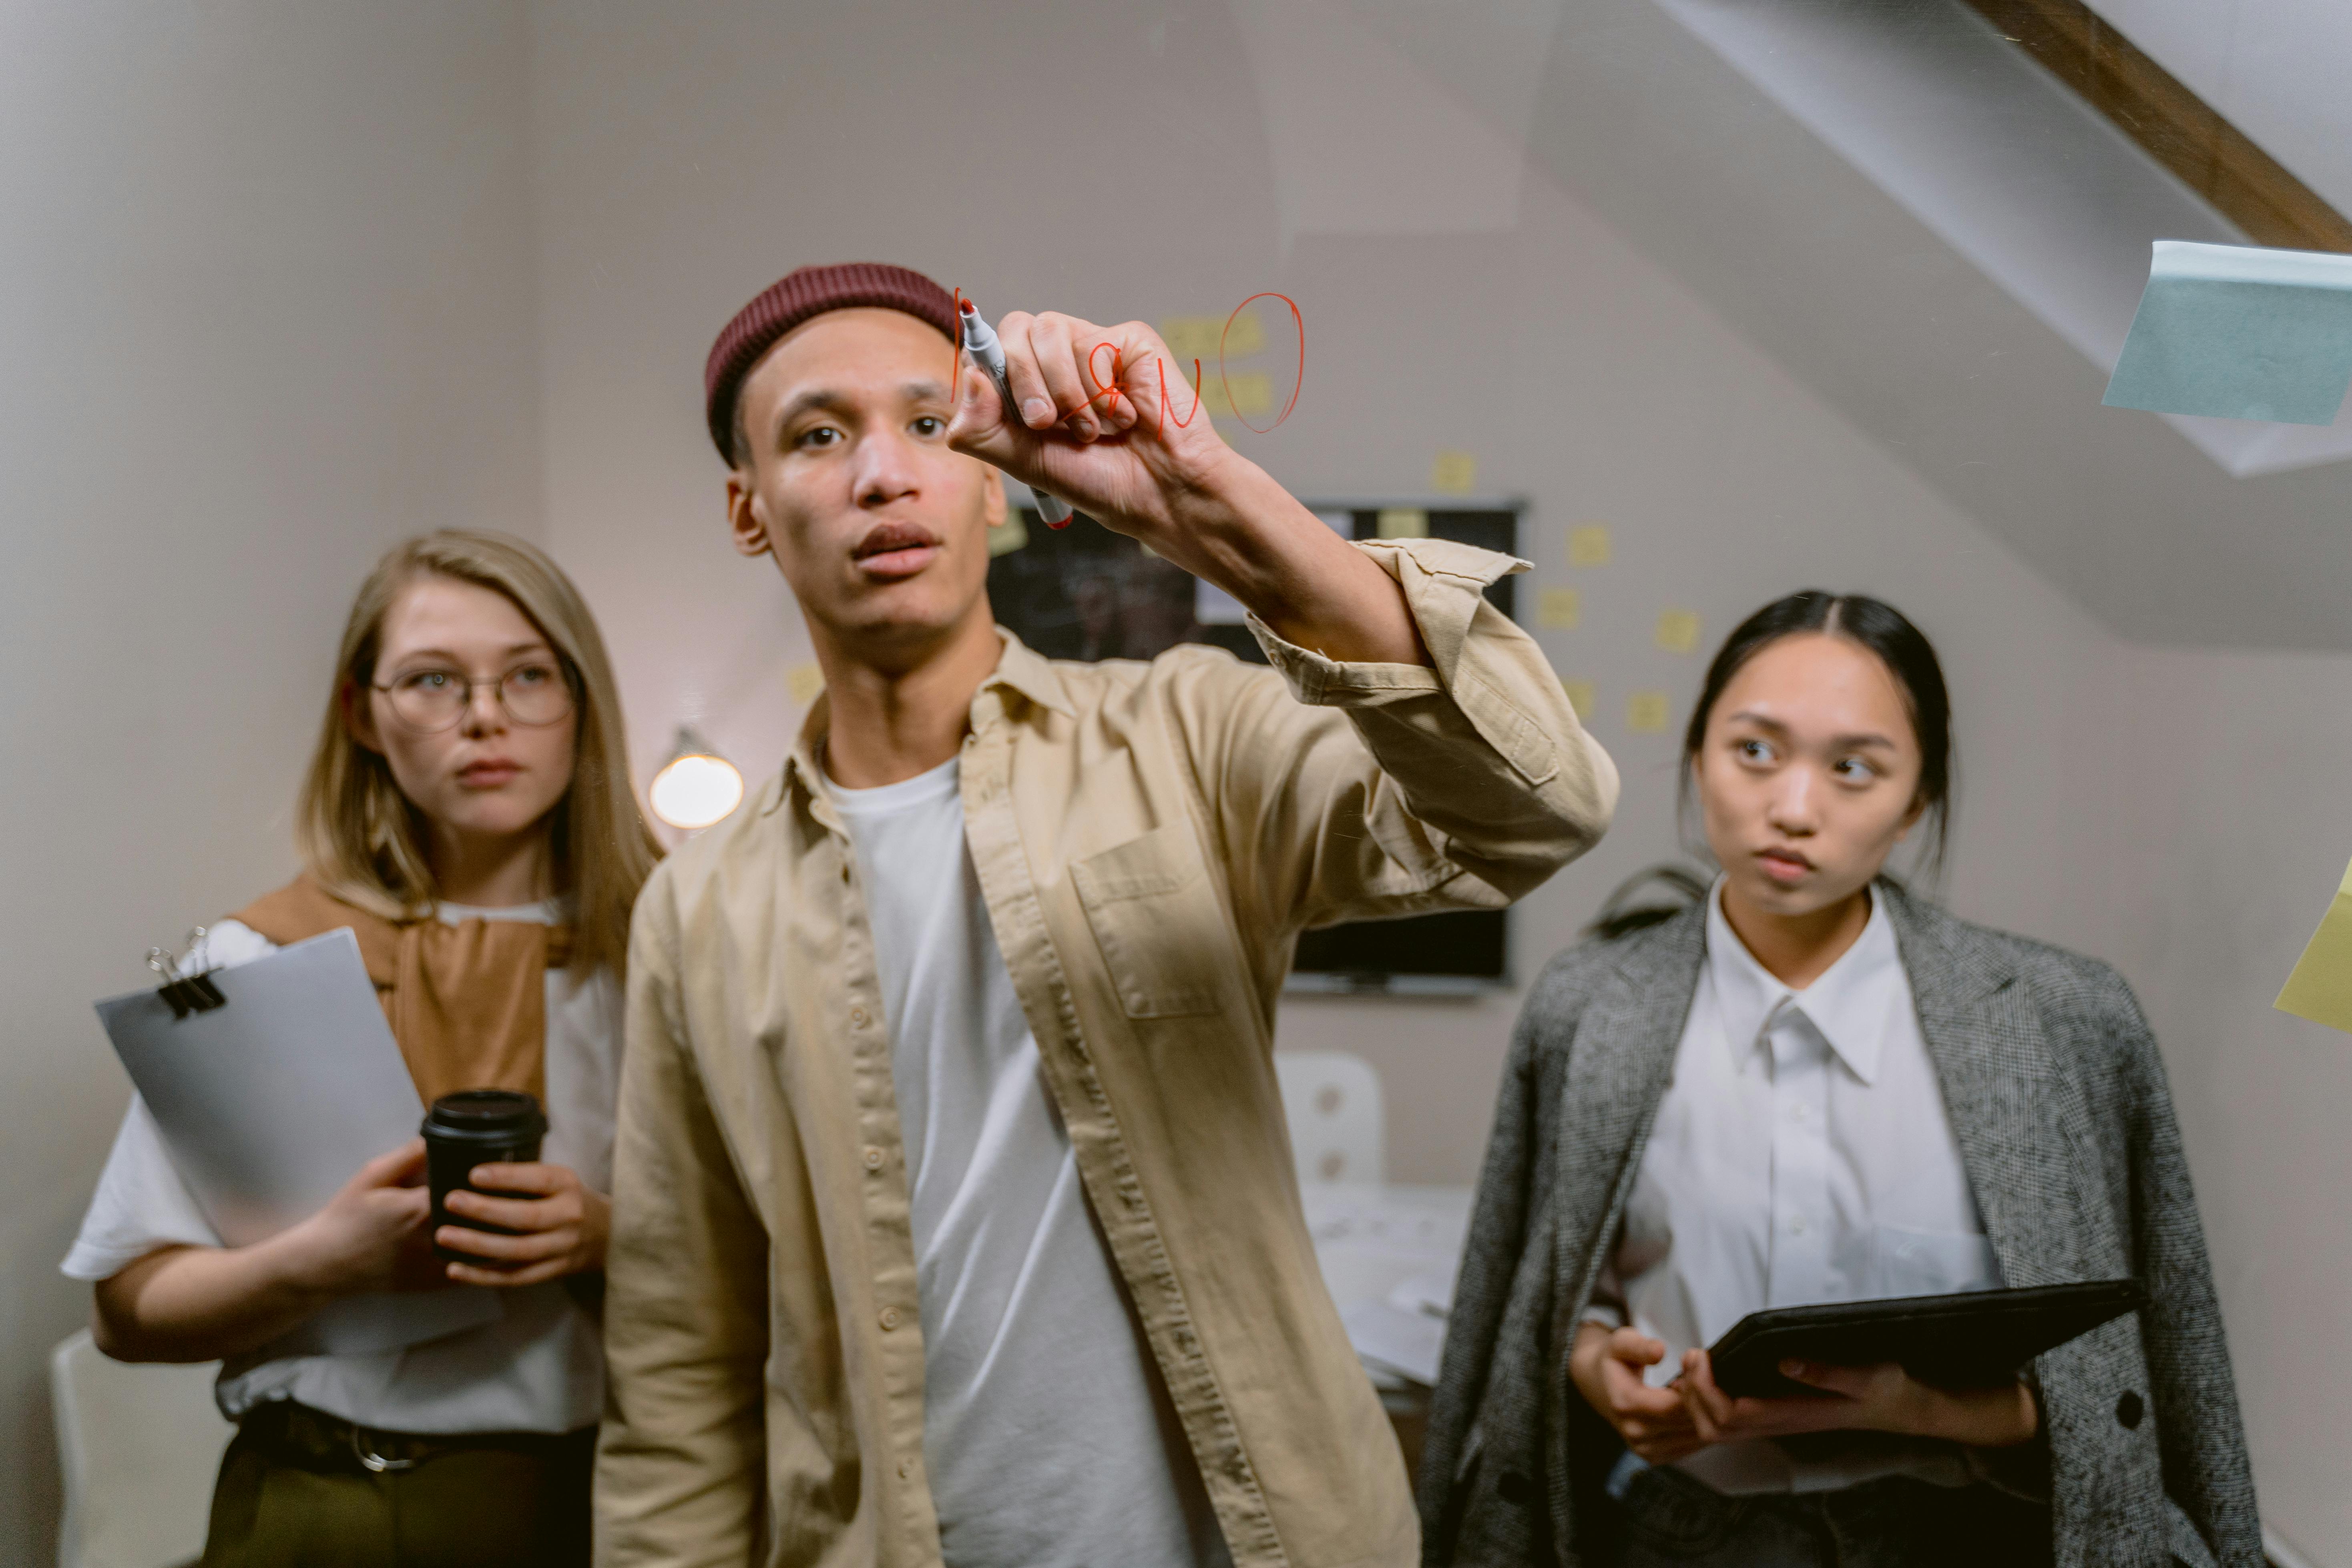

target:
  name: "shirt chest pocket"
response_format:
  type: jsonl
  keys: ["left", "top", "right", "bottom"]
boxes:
{"left": 1070, "top": 823, "right": 1231, "bottom": 1019}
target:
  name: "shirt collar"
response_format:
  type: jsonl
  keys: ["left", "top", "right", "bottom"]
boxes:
{"left": 1703, "top": 877, "right": 1903, "bottom": 1084}
{"left": 773, "top": 626, "right": 1073, "bottom": 815}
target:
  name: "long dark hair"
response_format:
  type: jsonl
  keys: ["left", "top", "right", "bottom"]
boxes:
{"left": 1679, "top": 590, "right": 1955, "bottom": 885}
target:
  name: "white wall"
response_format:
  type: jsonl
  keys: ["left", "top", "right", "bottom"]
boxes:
{"left": 2105, "top": 652, "right": 2352, "bottom": 1564}
{"left": 0, "top": 3, "right": 540, "bottom": 1558}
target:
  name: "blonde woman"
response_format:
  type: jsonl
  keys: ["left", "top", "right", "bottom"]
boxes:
{"left": 62, "top": 532, "right": 659, "bottom": 1567}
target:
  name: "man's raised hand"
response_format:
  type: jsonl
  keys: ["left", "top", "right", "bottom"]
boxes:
{"left": 947, "top": 310, "right": 1232, "bottom": 548}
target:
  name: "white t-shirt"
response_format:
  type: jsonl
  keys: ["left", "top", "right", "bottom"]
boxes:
{"left": 61, "top": 903, "right": 621, "bottom": 1435}
{"left": 829, "top": 756, "right": 1229, "bottom": 1568}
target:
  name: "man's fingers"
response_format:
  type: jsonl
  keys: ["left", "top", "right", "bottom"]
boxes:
{"left": 1020, "top": 314, "right": 1097, "bottom": 438}
{"left": 946, "top": 361, "right": 1017, "bottom": 457}
{"left": 1610, "top": 1329, "right": 1668, "bottom": 1366}
{"left": 993, "top": 311, "right": 1056, "bottom": 430}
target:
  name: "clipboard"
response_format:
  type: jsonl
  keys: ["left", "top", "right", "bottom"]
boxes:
{"left": 1706, "top": 1279, "right": 2144, "bottom": 1399}
{"left": 95, "top": 929, "right": 500, "bottom": 1355}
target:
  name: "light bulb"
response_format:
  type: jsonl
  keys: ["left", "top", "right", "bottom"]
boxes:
{"left": 649, "top": 750, "right": 744, "bottom": 830}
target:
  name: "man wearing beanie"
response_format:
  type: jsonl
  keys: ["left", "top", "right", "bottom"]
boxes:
{"left": 597, "top": 262, "right": 1618, "bottom": 1568}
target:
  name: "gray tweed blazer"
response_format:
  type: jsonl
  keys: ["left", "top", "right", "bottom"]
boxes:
{"left": 1419, "top": 884, "right": 2260, "bottom": 1567}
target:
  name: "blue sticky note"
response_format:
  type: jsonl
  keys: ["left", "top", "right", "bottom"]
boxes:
{"left": 2104, "top": 241, "right": 2352, "bottom": 426}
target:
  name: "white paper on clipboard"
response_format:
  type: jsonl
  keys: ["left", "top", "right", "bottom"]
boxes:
{"left": 94, "top": 929, "right": 499, "bottom": 1355}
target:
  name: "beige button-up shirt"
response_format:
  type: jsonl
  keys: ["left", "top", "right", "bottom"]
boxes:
{"left": 597, "top": 538, "right": 1619, "bottom": 1568}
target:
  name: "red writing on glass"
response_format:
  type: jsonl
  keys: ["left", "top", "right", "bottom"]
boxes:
{"left": 955, "top": 290, "right": 1306, "bottom": 442}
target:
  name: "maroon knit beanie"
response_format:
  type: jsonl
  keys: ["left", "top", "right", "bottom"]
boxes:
{"left": 704, "top": 261, "right": 960, "bottom": 459}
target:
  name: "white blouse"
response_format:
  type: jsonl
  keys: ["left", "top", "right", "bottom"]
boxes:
{"left": 1592, "top": 881, "right": 2003, "bottom": 1495}
{"left": 62, "top": 904, "right": 623, "bottom": 1435}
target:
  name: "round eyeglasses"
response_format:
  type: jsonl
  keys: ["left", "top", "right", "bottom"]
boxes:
{"left": 372, "top": 661, "right": 577, "bottom": 733}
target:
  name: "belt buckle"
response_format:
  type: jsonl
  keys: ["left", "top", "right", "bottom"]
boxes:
{"left": 351, "top": 1425, "right": 420, "bottom": 1474}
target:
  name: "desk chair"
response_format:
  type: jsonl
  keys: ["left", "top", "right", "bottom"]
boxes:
{"left": 51, "top": 1330, "right": 231, "bottom": 1568}
{"left": 1274, "top": 1050, "right": 1386, "bottom": 1185}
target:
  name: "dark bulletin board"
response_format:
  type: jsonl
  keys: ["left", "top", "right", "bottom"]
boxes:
{"left": 985, "top": 502, "right": 1522, "bottom": 993}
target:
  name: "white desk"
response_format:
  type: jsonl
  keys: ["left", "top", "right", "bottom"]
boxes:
{"left": 1301, "top": 1182, "right": 1476, "bottom": 1387}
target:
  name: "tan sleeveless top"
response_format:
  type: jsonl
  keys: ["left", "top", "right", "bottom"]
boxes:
{"left": 234, "top": 876, "right": 573, "bottom": 1106}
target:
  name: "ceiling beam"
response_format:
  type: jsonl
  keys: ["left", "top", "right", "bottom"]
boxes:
{"left": 1959, "top": 0, "right": 2352, "bottom": 253}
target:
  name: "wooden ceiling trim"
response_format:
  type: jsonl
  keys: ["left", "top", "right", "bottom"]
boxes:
{"left": 1959, "top": 0, "right": 2352, "bottom": 253}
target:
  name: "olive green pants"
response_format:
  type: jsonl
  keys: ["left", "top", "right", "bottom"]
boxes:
{"left": 200, "top": 1402, "right": 593, "bottom": 1568}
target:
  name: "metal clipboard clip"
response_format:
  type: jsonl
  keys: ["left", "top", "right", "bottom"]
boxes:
{"left": 148, "top": 928, "right": 227, "bottom": 1020}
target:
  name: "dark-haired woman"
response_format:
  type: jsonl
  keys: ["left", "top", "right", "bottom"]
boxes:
{"left": 1422, "top": 592, "right": 2258, "bottom": 1567}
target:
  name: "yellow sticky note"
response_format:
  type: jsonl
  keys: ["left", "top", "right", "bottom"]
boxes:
{"left": 2276, "top": 856, "right": 2352, "bottom": 1031}
{"left": 1430, "top": 450, "right": 1478, "bottom": 494}
{"left": 1627, "top": 690, "right": 1672, "bottom": 733}
{"left": 1221, "top": 309, "right": 1265, "bottom": 357}
{"left": 1538, "top": 588, "right": 1581, "bottom": 630}
{"left": 987, "top": 510, "right": 1029, "bottom": 557}
{"left": 1159, "top": 317, "right": 1221, "bottom": 363}
{"left": 1376, "top": 508, "right": 1430, "bottom": 539}
{"left": 785, "top": 663, "right": 826, "bottom": 707}
{"left": 1160, "top": 310, "right": 1264, "bottom": 364}
{"left": 1656, "top": 609, "right": 1701, "bottom": 654}
{"left": 1560, "top": 677, "right": 1595, "bottom": 719}
{"left": 1568, "top": 525, "right": 1612, "bottom": 567}
{"left": 1205, "top": 372, "right": 1272, "bottom": 419}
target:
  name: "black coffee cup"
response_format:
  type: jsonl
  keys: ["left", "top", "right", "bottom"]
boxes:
{"left": 421, "top": 1089, "right": 548, "bottom": 1264}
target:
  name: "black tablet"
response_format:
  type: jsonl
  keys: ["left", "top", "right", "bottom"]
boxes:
{"left": 1705, "top": 1279, "right": 2144, "bottom": 1399}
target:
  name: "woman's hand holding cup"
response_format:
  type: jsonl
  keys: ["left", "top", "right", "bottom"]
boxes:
{"left": 436, "top": 1162, "right": 610, "bottom": 1287}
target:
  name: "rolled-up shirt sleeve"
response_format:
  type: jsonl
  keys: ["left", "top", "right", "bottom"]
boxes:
{"left": 1201, "top": 536, "right": 1616, "bottom": 936}
{"left": 60, "top": 1096, "right": 221, "bottom": 1281}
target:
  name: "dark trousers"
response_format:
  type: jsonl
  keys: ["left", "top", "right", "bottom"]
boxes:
{"left": 1613, "top": 1464, "right": 2055, "bottom": 1568}
{"left": 200, "top": 1401, "right": 594, "bottom": 1568}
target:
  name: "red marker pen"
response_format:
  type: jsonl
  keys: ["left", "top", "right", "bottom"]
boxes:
{"left": 958, "top": 299, "right": 1075, "bottom": 529}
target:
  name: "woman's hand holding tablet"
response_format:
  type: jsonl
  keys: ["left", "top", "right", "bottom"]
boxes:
{"left": 1569, "top": 1324, "right": 1708, "bottom": 1463}
{"left": 1673, "top": 1346, "right": 2040, "bottom": 1450}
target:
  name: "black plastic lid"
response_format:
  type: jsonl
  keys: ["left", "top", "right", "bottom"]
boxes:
{"left": 421, "top": 1088, "right": 546, "bottom": 1143}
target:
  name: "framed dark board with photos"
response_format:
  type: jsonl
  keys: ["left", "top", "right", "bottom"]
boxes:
{"left": 985, "top": 497, "right": 1523, "bottom": 994}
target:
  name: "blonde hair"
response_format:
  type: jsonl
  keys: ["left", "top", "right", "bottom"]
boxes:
{"left": 297, "top": 530, "right": 660, "bottom": 978}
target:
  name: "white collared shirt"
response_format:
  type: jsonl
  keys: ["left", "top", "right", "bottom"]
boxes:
{"left": 1597, "top": 880, "right": 2001, "bottom": 1494}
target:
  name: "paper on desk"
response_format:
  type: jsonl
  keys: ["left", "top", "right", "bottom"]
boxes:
{"left": 2276, "top": 854, "right": 2352, "bottom": 1032}
{"left": 1388, "top": 1268, "right": 1455, "bottom": 1319}
{"left": 2104, "top": 242, "right": 2352, "bottom": 426}
{"left": 1343, "top": 1299, "right": 1448, "bottom": 1387}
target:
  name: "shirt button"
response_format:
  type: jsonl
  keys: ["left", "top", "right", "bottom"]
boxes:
{"left": 1788, "top": 1215, "right": 1808, "bottom": 1235}
{"left": 879, "top": 1307, "right": 901, "bottom": 1331}
{"left": 897, "top": 1459, "right": 912, "bottom": 1479}
{"left": 840, "top": 863, "right": 852, "bottom": 884}
{"left": 862, "top": 1146, "right": 884, "bottom": 1172}
{"left": 851, "top": 1007, "right": 869, "bottom": 1027}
